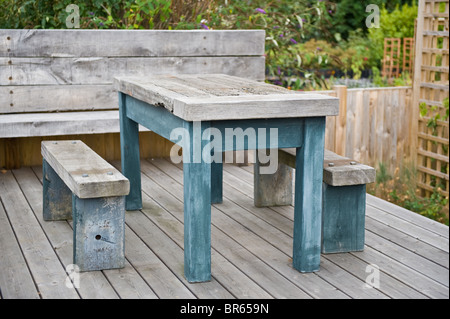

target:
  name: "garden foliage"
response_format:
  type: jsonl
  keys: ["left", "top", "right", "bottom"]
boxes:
{"left": 0, "top": 0, "right": 418, "bottom": 89}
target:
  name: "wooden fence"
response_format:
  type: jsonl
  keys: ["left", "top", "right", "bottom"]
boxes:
{"left": 322, "top": 85, "right": 414, "bottom": 175}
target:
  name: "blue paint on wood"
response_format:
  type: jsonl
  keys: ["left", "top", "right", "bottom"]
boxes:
{"left": 211, "top": 158, "right": 223, "bottom": 204}
{"left": 322, "top": 184, "right": 366, "bottom": 253}
{"left": 183, "top": 120, "right": 212, "bottom": 282}
{"left": 42, "top": 159, "right": 72, "bottom": 221}
{"left": 292, "top": 117, "right": 325, "bottom": 272}
{"left": 72, "top": 194, "right": 126, "bottom": 271}
{"left": 125, "top": 95, "right": 185, "bottom": 142}
{"left": 119, "top": 92, "right": 142, "bottom": 210}
{"left": 212, "top": 118, "right": 305, "bottom": 151}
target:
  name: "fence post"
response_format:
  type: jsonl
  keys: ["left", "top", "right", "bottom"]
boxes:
{"left": 333, "top": 85, "right": 347, "bottom": 157}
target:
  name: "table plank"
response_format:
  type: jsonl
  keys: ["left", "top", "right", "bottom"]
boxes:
{"left": 114, "top": 74, "right": 339, "bottom": 121}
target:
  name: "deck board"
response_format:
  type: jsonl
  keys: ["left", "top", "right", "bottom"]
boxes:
{"left": 0, "top": 160, "right": 448, "bottom": 299}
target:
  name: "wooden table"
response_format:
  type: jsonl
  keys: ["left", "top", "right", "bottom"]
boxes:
{"left": 114, "top": 74, "right": 338, "bottom": 282}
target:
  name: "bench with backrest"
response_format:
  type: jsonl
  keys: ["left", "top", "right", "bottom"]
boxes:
{"left": 254, "top": 148, "right": 375, "bottom": 253}
{"left": 0, "top": 29, "right": 264, "bottom": 271}
{"left": 0, "top": 29, "right": 265, "bottom": 139}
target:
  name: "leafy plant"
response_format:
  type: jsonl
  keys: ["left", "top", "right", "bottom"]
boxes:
{"left": 368, "top": 162, "right": 449, "bottom": 225}
{"left": 368, "top": 3, "right": 418, "bottom": 66}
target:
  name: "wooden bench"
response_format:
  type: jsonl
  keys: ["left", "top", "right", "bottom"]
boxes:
{"left": 0, "top": 29, "right": 265, "bottom": 167}
{"left": 41, "top": 140, "right": 129, "bottom": 271}
{"left": 254, "top": 148, "right": 375, "bottom": 253}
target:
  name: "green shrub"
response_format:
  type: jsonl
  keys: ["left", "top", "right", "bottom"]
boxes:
{"left": 330, "top": 0, "right": 416, "bottom": 41}
{"left": 368, "top": 162, "right": 449, "bottom": 225}
{"left": 368, "top": 3, "right": 418, "bottom": 66}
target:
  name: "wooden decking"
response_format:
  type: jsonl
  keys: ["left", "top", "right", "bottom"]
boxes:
{"left": 0, "top": 158, "right": 448, "bottom": 299}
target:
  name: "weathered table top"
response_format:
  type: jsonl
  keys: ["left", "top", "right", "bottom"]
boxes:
{"left": 114, "top": 74, "right": 339, "bottom": 121}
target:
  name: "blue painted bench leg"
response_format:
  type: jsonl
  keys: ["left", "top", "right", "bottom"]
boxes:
{"left": 42, "top": 159, "right": 72, "bottom": 221}
{"left": 119, "top": 92, "right": 142, "bottom": 211}
{"left": 211, "top": 160, "right": 223, "bottom": 204}
{"left": 293, "top": 117, "right": 325, "bottom": 272}
{"left": 183, "top": 121, "right": 212, "bottom": 282}
{"left": 322, "top": 184, "right": 366, "bottom": 253}
{"left": 72, "top": 194, "right": 126, "bottom": 271}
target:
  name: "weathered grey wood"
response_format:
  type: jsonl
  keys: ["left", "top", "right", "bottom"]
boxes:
{"left": 135, "top": 173, "right": 273, "bottom": 298}
{"left": 151, "top": 158, "right": 391, "bottom": 299}
{"left": 73, "top": 195, "right": 125, "bottom": 272}
{"left": 0, "top": 171, "right": 79, "bottom": 299}
{"left": 0, "top": 111, "right": 150, "bottom": 138}
{"left": 1, "top": 56, "right": 265, "bottom": 86}
{"left": 366, "top": 204, "right": 449, "bottom": 252}
{"left": 280, "top": 148, "right": 376, "bottom": 186}
{"left": 14, "top": 167, "right": 121, "bottom": 299}
{"left": 219, "top": 163, "right": 449, "bottom": 299}
{"left": 1, "top": 29, "right": 266, "bottom": 140}
{"left": 0, "top": 186, "right": 39, "bottom": 299}
{"left": 41, "top": 140, "right": 129, "bottom": 199}
{"left": 115, "top": 75, "right": 339, "bottom": 121}
{"left": 254, "top": 160, "right": 293, "bottom": 207}
{"left": 2, "top": 163, "right": 449, "bottom": 299}
{"left": 0, "top": 85, "right": 117, "bottom": 114}
{"left": 1, "top": 29, "right": 265, "bottom": 57}
{"left": 145, "top": 158, "right": 350, "bottom": 299}
{"left": 367, "top": 194, "right": 449, "bottom": 239}
{"left": 125, "top": 204, "right": 234, "bottom": 299}
{"left": 365, "top": 216, "right": 449, "bottom": 269}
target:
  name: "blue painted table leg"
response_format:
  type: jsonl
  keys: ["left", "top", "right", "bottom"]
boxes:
{"left": 119, "top": 92, "right": 142, "bottom": 210}
{"left": 293, "top": 117, "right": 326, "bottom": 272}
{"left": 183, "top": 121, "right": 212, "bottom": 282}
{"left": 72, "top": 194, "right": 126, "bottom": 271}
{"left": 211, "top": 160, "right": 223, "bottom": 204}
{"left": 42, "top": 159, "right": 72, "bottom": 221}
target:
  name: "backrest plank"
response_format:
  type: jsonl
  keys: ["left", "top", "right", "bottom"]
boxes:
{"left": 1, "top": 30, "right": 265, "bottom": 57}
{"left": 0, "top": 29, "right": 266, "bottom": 114}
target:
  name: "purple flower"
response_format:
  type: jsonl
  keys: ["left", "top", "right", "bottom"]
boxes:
{"left": 277, "top": 66, "right": 281, "bottom": 75}
{"left": 290, "top": 38, "right": 297, "bottom": 44}
{"left": 279, "top": 34, "right": 284, "bottom": 38}
{"left": 99, "top": 22, "right": 104, "bottom": 26}
{"left": 89, "top": 12, "right": 94, "bottom": 16}
{"left": 255, "top": 8, "right": 266, "bottom": 14}
{"left": 200, "top": 23, "right": 209, "bottom": 30}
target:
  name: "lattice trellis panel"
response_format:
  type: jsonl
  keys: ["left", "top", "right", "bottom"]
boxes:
{"left": 403, "top": 37, "right": 415, "bottom": 75}
{"left": 382, "top": 38, "right": 402, "bottom": 81}
{"left": 413, "top": 0, "right": 449, "bottom": 198}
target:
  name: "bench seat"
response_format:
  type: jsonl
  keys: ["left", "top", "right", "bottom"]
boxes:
{"left": 254, "top": 148, "right": 376, "bottom": 253}
{"left": 41, "top": 140, "right": 129, "bottom": 271}
{"left": 0, "top": 111, "right": 151, "bottom": 138}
